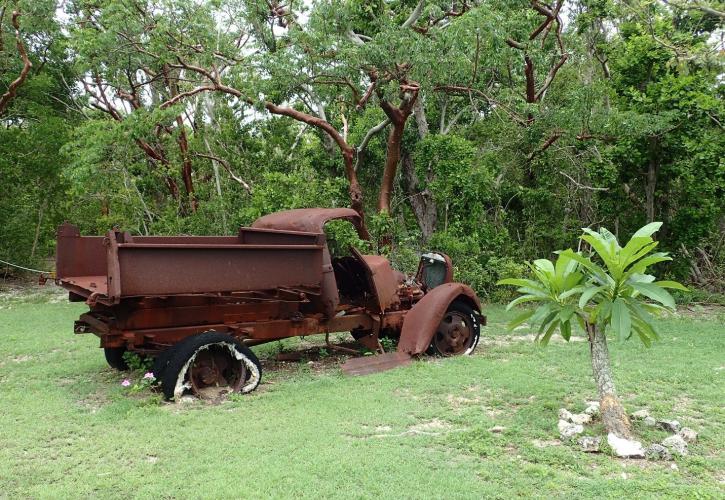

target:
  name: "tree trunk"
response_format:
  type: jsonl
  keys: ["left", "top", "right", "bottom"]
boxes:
{"left": 378, "top": 121, "right": 405, "bottom": 213}
{"left": 587, "top": 322, "right": 632, "bottom": 438}
{"left": 402, "top": 152, "right": 436, "bottom": 240}
{"left": 645, "top": 136, "right": 659, "bottom": 223}
{"left": 176, "top": 116, "right": 197, "bottom": 213}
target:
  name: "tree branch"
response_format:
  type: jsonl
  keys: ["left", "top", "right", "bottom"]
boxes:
{"left": 0, "top": 11, "right": 33, "bottom": 116}
{"left": 402, "top": 0, "right": 426, "bottom": 29}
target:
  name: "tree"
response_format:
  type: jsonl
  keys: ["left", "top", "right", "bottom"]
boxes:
{"left": 499, "top": 222, "right": 687, "bottom": 438}
{"left": 0, "top": 8, "right": 31, "bottom": 115}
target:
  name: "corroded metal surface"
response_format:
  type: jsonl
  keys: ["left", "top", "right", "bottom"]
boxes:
{"left": 252, "top": 208, "right": 362, "bottom": 235}
{"left": 341, "top": 351, "right": 412, "bottom": 376}
{"left": 55, "top": 208, "right": 483, "bottom": 383}
{"left": 397, "top": 283, "right": 482, "bottom": 356}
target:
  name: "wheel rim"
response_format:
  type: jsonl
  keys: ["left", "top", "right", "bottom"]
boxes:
{"left": 188, "top": 344, "right": 246, "bottom": 399}
{"left": 433, "top": 311, "right": 473, "bottom": 356}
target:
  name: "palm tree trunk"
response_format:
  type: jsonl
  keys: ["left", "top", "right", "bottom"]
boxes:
{"left": 587, "top": 322, "right": 633, "bottom": 438}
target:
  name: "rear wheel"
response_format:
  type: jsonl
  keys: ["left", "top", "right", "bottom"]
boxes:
{"left": 427, "top": 300, "right": 480, "bottom": 356}
{"left": 160, "top": 332, "right": 262, "bottom": 401}
{"left": 104, "top": 347, "right": 128, "bottom": 370}
{"left": 151, "top": 344, "right": 181, "bottom": 382}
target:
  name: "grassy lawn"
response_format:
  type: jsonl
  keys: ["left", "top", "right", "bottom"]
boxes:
{"left": 0, "top": 290, "right": 723, "bottom": 498}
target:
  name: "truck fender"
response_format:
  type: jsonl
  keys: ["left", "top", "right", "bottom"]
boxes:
{"left": 397, "top": 283, "right": 483, "bottom": 356}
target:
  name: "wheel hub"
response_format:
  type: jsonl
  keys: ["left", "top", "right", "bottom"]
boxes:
{"left": 434, "top": 311, "right": 472, "bottom": 356}
{"left": 188, "top": 345, "right": 246, "bottom": 399}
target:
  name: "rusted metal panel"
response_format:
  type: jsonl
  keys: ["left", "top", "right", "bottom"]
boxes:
{"left": 55, "top": 223, "right": 106, "bottom": 280}
{"left": 351, "top": 248, "right": 401, "bottom": 312}
{"left": 112, "top": 245, "right": 323, "bottom": 300}
{"left": 341, "top": 352, "right": 412, "bottom": 376}
{"left": 397, "top": 283, "right": 482, "bottom": 356}
{"left": 252, "top": 208, "right": 362, "bottom": 235}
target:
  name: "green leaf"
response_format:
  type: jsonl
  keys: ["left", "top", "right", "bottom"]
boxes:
{"left": 611, "top": 298, "right": 631, "bottom": 342}
{"left": 582, "top": 233, "right": 619, "bottom": 275}
{"left": 654, "top": 280, "right": 688, "bottom": 291}
{"left": 560, "top": 320, "right": 572, "bottom": 341}
{"left": 620, "top": 236, "right": 654, "bottom": 265}
{"left": 626, "top": 252, "right": 670, "bottom": 275}
{"left": 632, "top": 221, "right": 663, "bottom": 238}
{"left": 533, "top": 259, "right": 555, "bottom": 278}
{"left": 579, "top": 285, "right": 606, "bottom": 309}
{"left": 558, "top": 305, "right": 576, "bottom": 322}
{"left": 630, "top": 282, "right": 676, "bottom": 309}
{"left": 559, "top": 250, "right": 608, "bottom": 280}
{"left": 507, "top": 310, "right": 535, "bottom": 330}
{"left": 558, "top": 286, "right": 584, "bottom": 300}
{"left": 505, "top": 295, "right": 542, "bottom": 311}
{"left": 538, "top": 311, "right": 559, "bottom": 335}
{"left": 496, "top": 278, "right": 543, "bottom": 289}
{"left": 539, "top": 319, "right": 560, "bottom": 346}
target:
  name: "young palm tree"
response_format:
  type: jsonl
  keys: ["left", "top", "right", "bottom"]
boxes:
{"left": 499, "top": 222, "right": 687, "bottom": 438}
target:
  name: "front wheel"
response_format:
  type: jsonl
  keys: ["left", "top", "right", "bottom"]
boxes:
{"left": 160, "top": 332, "right": 262, "bottom": 401}
{"left": 426, "top": 300, "right": 481, "bottom": 356}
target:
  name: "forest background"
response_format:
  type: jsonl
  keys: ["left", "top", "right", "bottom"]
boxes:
{"left": 1, "top": 0, "right": 723, "bottom": 301}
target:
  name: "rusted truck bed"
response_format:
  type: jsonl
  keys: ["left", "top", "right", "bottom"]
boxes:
{"left": 53, "top": 209, "right": 484, "bottom": 400}
{"left": 56, "top": 223, "right": 325, "bottom": 305}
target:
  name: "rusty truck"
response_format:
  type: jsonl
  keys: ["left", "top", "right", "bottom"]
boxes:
{"left": 52, "top": 208, "right": 485, "bottom": 400}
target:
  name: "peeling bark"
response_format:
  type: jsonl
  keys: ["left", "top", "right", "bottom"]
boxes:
{"left": 0, "top": 11, "right": 32, "bottom": 116}
{"left": 588, "top": 322, "right": 632, "bottom": 438}
{"left": 377, "top": 83, "right": 420, "bottom": 213}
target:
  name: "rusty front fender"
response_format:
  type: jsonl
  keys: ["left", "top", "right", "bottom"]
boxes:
{"left": 397, "top": 283, "right": 484, "bottom": 356}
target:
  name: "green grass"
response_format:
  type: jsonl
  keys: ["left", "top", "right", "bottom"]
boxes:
{"left": 0, "top": 294, "right": 723, "bottom": 499}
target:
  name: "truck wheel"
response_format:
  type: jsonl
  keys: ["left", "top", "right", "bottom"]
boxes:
{"left": 151, "top": 344, "right": 181, "bottom": 382}
{"left": 160, "top": 332, "right": 262, "bottom": 401}
{"left": 426, "top": 300, "right": 480, "bottom": 357}
{"left": 104, "top": 347, "right": 128, "bottom": 370}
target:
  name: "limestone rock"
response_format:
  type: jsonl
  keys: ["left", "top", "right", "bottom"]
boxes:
{"left": 662, "top": 434, "right": 688, "bottom": 456}
{"left": 570, "top": 413, "right": 592, "bottom": 425}
{"left": 584, "top": 401, "right": 600, "bottom": 416}
{"left": 645, "top": 443, "right": 672, "bottom": 461}
{"left": 678, "top": 427, "right": 698, "bottom": 443}
{"left": 558, "top": 419, "right": 584, "bottom": 440}
{"left": 657, "top": 419, "right": 681, "bottom": 433}
{"left": 578, "top": 436, "right": 601, "bottom": 452}
{"left": 607, "top": 433, "right": 645, "bottom": 459}
{"left": 558, "top": 408, "right": 574, "bottom": 422}
{"left": 643, "top": 416, "right": 657, "bottom": 427}
{"left": 630, "top": 409, "right": 651, "bottom": 420}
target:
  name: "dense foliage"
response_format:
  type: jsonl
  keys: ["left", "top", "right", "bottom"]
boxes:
{"left": 1, "top": 0, "right": 723, "bottom": 298}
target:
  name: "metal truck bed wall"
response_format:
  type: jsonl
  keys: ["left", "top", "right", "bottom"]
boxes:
{"left": 56, "top": 223, "right": 325, "bottom": 304}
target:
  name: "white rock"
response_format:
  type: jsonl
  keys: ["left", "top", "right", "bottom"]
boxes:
{"left": 678, "top": 427, "right": 698, "bottom": 443}
{"left": 558, "top": 419, "right": 584, "bottom": 440}
{"left": 662, "top": 434, "right": 688, "bottom": 456}
{"left": 657, "top": 420, "right": 681, "bottom": 433}
{"left": 584, "top": 401, "right": 600, "bottom": 416}
{"left": 178, "top": 395, "right": 197, "bottom": 404}
{"left": 578, "top": 435, "right": 601, "bottom": 452}
{"left": 630, "top": 409, "right": 651, "bottom": 420}
{"left": 645, "top": 443, "right": 671, "bottom": 461}
{"left": 607, "top": 433, "right": 645, "bottom": 459}
{"left": 643, "top": 416, "right": 657, "bottom": 427}
{"left": 570, "top": 413, "right": 592, "bottom": 425}
{"left": 559, "top": 408, "right": 574, "bottom": 422}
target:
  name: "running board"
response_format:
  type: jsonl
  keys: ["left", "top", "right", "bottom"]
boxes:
{"left": 341, "top": 351, "right": 412, "bottom": 376}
